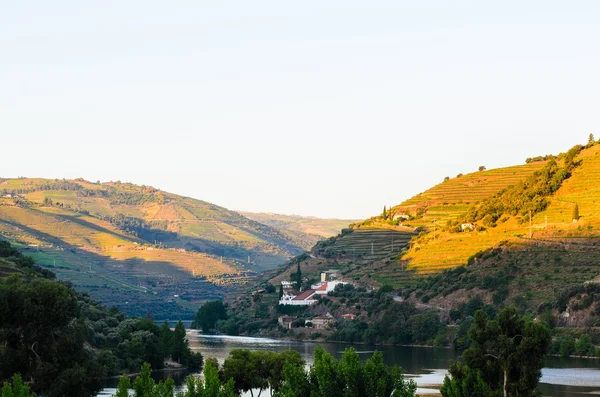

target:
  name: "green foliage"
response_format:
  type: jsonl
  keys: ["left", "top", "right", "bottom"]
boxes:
{"left": 458, "top": 307, "right": 551, "bottom": 397}
{"left": 1, "top": 374, "right": 35, "bottom": 397}
{"left": 291, "top": 264, "right": 302, "bottom": 291}
{"left": 440, "top": 362, "right": 492, "bottom": 397}
{"left": 0, "top": 274, "right": 105, "bottom": 397}
{"left": 0, "top": 240, "right": 202, "bottom": 396}
{"left": 466, "top": 146, "right": 583, "bottom": 225}
{"left": 192, "top": 301, "right": 228, "bottom": 333}
{"left": 223, "top": 349, "right": 305, "bottom": 396}
{"left": 575, "top": 334, "right": 595, "bottom": 356}
{"left": 274, "top": 346, "right": 416, "bottom": 397}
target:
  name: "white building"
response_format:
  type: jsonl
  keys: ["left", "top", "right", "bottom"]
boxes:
{"left": 310, "top": 281, "right": 349, "bottom": 295}
{"left": 461, "top": 223, "right": 475, "bottom": 232}
{"left": 278, "top": 289, "right": 317, "bottom": 306}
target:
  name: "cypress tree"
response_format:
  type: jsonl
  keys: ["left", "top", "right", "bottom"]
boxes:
{"left": 572, "top": 203, "right": 580, "bottom": 221}
{"left": 293, "top": 263, "right": 302, "bottom": 291}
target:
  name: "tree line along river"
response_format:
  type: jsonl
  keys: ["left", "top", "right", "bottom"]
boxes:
{"left": 99, "top": 333, "right": 600, "bottom": 397}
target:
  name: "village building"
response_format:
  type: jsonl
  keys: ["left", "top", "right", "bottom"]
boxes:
{"left": 341, "top": 313, "right": 357, "bottom": 320}
{"left": 281, "top": 281, "right": 294, "bottom": 291}
{"left": 278, "top": 315, "right": 295, "bottom": 329}
{"left": 393, "top": 213, "right": 410, "bottom": 221}
{"left": 310, "top": 280, "right": 349, "bottom": 295}
{"left": 311, "top": 314, "right": 334, "bottom": 329}
{"left": 461, "top": 223, "right": 475, "bottom": 232}
{"left": 278, "top": 289, "right": 317, "bottom": 306}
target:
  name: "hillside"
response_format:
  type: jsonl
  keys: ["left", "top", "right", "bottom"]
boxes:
{"left": 0, "top": 178, "right": 306, "bottom": 318}
{"left": 228, "top": 139, "right": 600, "bottom": 343}
{"left": 251, "top": 139, "right": 600, "bottom": 314}
{"left": 239, "top": 212, "right": 357, "bottom": 250}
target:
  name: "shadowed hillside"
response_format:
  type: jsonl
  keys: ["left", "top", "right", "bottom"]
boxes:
{"left": 0, "top": 178, "right": 307, "bottom": 317}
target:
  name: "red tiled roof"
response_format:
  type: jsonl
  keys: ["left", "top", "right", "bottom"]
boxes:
{"left": 316, "top": 283, "right": 328, "bottom": 291}
{"left": 293, "top": 290, "right": 316, "bottom": 300}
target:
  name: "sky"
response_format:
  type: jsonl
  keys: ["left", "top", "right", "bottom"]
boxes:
{"left": 2, "top": 1, "right": 599, "bottom": 219}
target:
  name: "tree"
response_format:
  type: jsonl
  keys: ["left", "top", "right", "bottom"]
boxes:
{"left": 159, "top": 320, "right": 173, "bottom": 358}
{"left": 131, "top": 362, "right": 175, "bottom": 397}
{"left": 572, "top": 203, "right": 580, "bottom": 221}
{"left": 291, "top": 264, "right": 302, "bottom": 291}
{"left": 275, "top": 347, "right": 416, "bottom": 397}
{"left": 478, "top": 166, "right": 486, "bottom": 172}
{"left": 455, "top": 308, "right": 551, "bottom": 397}
{"left": 223, "top": 349, "right": 267, "bottom": 397}
{"left": 183, "top": 361, "right": 235, "bottom": 397}
{"left": 0, "top": 276, "right": 105, "bottom": 397}
{"left": 440, "top": 362, "right": 492, "bottom": 397}
{"left": 382, "top": 206, "right": 387, "bottom": 220}
{"left": 1, "top": 374, "right": 35, "bottom": 397}
{"left": 444, "top": 176, "right": 450, "bottom": 182}
{"left": 192, "top": 301, "right": 228, "bottom": 333}
{"left": 575, "top": 334, "right": 594, "bottom": 356}
{"left": 589, "top": 133, "right": 595, "bottom": 145}
{"left": 171, "top": 321, "right": 188, "bottom": 364}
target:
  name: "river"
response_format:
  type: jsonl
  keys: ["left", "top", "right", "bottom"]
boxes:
{"left": 99, "top": 333, "right": 600, "bottom": 396}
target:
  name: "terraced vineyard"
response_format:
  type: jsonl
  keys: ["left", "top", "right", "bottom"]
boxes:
{"left": 325, "top": 228, "right": 414, "bottom": 258}
{"left": 264, "top": 142, "right": 600, "bottom": 292}
{"left": 260, "top": 227, "right": 417, "bottom": 289}
{"left": 393, "top": 162, "right": 547, "bottom": 229}
{"left": 374, "top": 143, "right": 600, "bottom": 285}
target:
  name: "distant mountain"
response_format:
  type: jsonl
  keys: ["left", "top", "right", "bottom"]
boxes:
{"left": 239, "top": 212, "right": 357, "bottom": 250}
{"left": 0, "top": 178, "right": 306, "bottom": 318}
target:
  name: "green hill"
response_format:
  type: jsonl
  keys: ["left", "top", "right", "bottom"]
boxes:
{"left": 0, "top": 178, "right": 306, "bottom": 318}
{"left": 239, "top": 212, "right": 357, "bottom": 250}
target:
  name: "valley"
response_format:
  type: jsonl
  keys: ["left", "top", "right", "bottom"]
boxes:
{"left": 0, "top": 179, "right": 349, "bottom": 318}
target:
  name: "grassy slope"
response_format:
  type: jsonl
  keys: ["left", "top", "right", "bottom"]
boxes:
{"left": 239, "top": 212, "right": 357, "bottom": 250}
{"left": 0, "top": 178, "right": 305, "bottom": 317}
{"left": 392, "top": 161, "right": 547, "bottom": 229}
{"left": 366, "top": 144, "right": 600, "bottom": 289}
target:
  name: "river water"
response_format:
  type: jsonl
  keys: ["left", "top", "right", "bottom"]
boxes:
{"left": 99, "top": 333, "right": 600, "bottom": 396}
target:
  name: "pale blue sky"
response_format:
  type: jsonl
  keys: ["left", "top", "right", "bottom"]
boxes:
{"left": 2, "top": 1, "right": 599, "bottom": 218}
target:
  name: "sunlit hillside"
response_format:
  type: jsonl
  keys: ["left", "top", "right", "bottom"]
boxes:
{"left": 390, "top": 161, "right": 548, "bottom": 230}
{"left": 378, "top": 143, "right": 600, "bottom": 284}
{"left": 257, "top": 140, "right": 600, "bottom": 302}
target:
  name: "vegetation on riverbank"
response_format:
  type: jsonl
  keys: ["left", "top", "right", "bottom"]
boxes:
{"left": 0, "top": 240, "right": 201, "bottom": 397}
{"left": 112, "top": 347, "right": 416, "bottom": 397}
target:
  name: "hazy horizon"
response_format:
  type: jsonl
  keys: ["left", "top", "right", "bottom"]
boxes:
{"left": 3, "top": 1, "right": 599, "bottom": 218}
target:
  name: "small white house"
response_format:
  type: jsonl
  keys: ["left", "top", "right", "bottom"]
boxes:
{"left": 393, "top": 213, "right": 410, "bottom": 221}
{"left": 281, "top": 281, "right": 294, "bottom": 290}
{"left": 461, "top": 223, "right": 475, "bottom": 232}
